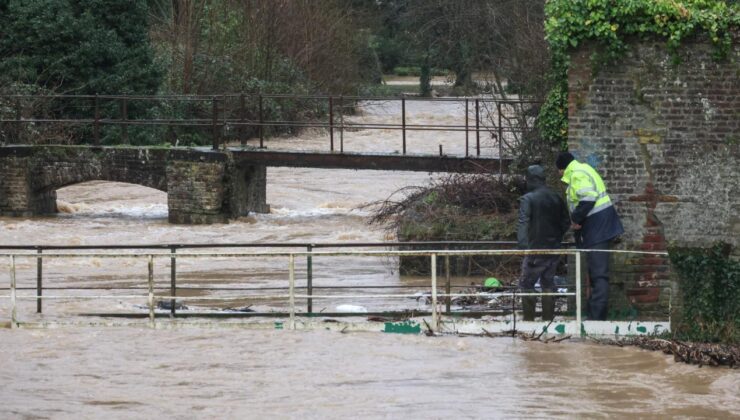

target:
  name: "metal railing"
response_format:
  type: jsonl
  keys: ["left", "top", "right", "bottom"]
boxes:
{"left": 2, "top": 246, "right": 581, "bottom": 332}
{"left": 0, "top": 243, "right": 671, "bottom": 332}
{"left": 0, "top": 94, "right": 540, "bottom": 163}
{"left": 0, "top": 241, "right": 522, "bottom": 316}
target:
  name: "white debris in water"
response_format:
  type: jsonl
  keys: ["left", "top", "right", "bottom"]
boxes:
{"left": 335, "top": 304, "right": 368, "bottom": 313}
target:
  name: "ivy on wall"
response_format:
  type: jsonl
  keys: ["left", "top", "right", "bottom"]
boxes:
{"left": 668, "top": 243, "right": 739, "bottom": 344}
{"left": 539, "top": 0, "right": 739, "bottom": 149}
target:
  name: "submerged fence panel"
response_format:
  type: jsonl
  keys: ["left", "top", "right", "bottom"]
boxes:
{"left": 0, "top": 244, "right": 671, "bottom": 336}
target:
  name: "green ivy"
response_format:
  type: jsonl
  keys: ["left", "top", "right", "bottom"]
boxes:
{"left": 668, "top": 243, "right": 739, "bottom": 344}
{"left": 540, "top": 0, "right": 739, "bottom": 149}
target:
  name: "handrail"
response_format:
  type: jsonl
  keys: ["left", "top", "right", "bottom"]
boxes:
{"left": 3, "top": 247, "right": 582, "bottom": 331}
{"left": 0, "top": 94, "right": 540, "bottom": 158}
{"left": 0, "top": 240, "right": 521, "bottom": 251}
{"left": 1, "top": 245, "right": 673, "bottom": 331}
{"left": 0, "top": 93, "right": 540, "bottom": 102}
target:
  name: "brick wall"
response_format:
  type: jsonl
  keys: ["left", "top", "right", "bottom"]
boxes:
{"left": 567, "top": 39, "right": 740, "bottom": 319}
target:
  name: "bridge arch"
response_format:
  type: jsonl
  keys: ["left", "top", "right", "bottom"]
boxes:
{"left": 0, "top": 146, "right": 266, "bottom": 223}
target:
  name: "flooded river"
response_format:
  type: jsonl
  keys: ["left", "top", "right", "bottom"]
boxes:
{"left": 1, "top": 100, "right": 737, "bottom": 418}
{"left": 1, "top": 329, "right": 737, "bottom": 418}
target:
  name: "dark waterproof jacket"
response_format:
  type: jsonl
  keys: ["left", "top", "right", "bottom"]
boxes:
{"left": 517, "top": 165, "right": 570, "bottom": 249}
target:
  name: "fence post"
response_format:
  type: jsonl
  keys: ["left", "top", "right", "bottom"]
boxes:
{"left": 475, "top": 99, "right": 480, "bottom": 156}
{"left": 575, "top": 251, "right": 582, "bottom": 336}
{"left": 289, "top": 254, "right": 296, "bottom": 330}
{"left": 211, "top": 96, "right": 219, "bottom": 150}
{"left": 497, "top": 102, "right": 503, "bottom": 176}
{"left": 14, "top": 98, "right": 21, "bottom": 143}
{"left": 465, "top": 99, "right": 469, "bottom": 157}
{"left": 512, "top": 288, "right": 517, "bottom": 336}
{"left": 445, "top": 249, "right": 451, "bottom": 314}
{"left": 94, "top": 94, "right": 100, "bottom": 146}
{"left": 121, "top": 95, "right": 128, "bottom": 143}
{"left": 258, "top": 94, "right": 264, "bottom": 148}
{"left": 148, "top": 255, "right": 155, "bottom": 328}
{"left": 431, "top": 253, "right": 438, "bottom": 331}
{"left": 239, "top": 93, "right": 246, "bottom": 147}
{"left": 306, "top": 244, "right": 313, "bottom": 314}
{"left": 339, "top": 95, "right": 344, "bottom": 153}
{"left": 170, "top": 246, "right": 177, "bottom": 318}
{"left": 329, "top": 96, "right": 334, "bottom": 152}
{"left": 10, "top": 256, "right": 17, "bottom": 328}
{"left": 36, "top": 247, "right": 42, "bottom": 313}
{"left": 401, "top": 97, "right": 406, "bottom": 155}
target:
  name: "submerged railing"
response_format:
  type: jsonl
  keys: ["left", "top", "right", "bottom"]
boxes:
{"left": 1, "top": 246, "right": 580, "bottom": 330}
{"left": 0, "top": 242, "right": 671, "bottom": 333}
{"left": 0, "top": 241, "right": 523, "bottom": 316}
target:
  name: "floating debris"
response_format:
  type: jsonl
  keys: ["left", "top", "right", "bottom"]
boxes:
{"left": 155, "top": 300, "right": 188, "bottom": 310}
{"left": 335, "top": 304, "right": 368, "bottom": 313}
{"left": 222, "top": 305, "right": 255, "bottom": 313}
{"left": 593, "top": 336, "right": 739, "bottom": 368}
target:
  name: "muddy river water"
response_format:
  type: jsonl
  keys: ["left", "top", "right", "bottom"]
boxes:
{"left": 1, "top": 100, "right": 737, "bottom": 418}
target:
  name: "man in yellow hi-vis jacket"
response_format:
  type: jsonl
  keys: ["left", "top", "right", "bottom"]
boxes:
{"left": 556, "top": 152, "right": 624, "bottom": 320}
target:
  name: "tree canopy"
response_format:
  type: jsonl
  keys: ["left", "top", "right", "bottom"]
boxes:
{"left": 0, "top": 0, "right": 162, "bottom": 95}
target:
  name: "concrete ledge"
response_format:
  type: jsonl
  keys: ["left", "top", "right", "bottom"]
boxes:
{"left": 8, "top": 316, "right": 671, "bottom": 338}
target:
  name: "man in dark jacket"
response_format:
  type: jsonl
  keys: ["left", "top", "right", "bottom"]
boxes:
{"left": 517, "top": 165, "right": 570, "bottom": 321}
{"left": 556, "top": 152, "right": 624, "bottom": 320}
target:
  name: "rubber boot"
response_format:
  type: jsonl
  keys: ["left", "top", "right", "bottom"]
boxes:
{"left": 541, "top": 296, "right": 555, "bottom": 321}
{"left": 522, "top": 296, "right": 536, "bottom": 321}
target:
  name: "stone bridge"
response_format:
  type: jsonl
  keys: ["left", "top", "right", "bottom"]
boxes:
{"left": 0, "top": 145, "right": 505, "bottom": 224}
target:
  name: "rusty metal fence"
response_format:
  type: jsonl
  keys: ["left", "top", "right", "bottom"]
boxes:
{"left": 0, "top": 94, "right": 540, "bottom": 158}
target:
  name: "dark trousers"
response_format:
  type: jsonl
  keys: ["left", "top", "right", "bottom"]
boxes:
{"left": 519, "top": 255, "right": 559, "bottom": 321}
{"left": 586, "top": 240, "right": 611, "bottom": 321}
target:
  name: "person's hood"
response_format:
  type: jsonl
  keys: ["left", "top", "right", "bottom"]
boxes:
{"left": 526, "top": 165, "right": 546, "bottom": 191}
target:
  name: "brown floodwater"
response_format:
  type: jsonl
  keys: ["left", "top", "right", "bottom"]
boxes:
{"left": 1, "top": 100, "right": 737, "bottom": 417}
{"left": 0, "top": 328, "right": 737, "bottom": 418}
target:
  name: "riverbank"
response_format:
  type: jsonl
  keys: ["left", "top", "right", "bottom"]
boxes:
{"left": 593, "top": 336, "right": 739, "bottom": 368}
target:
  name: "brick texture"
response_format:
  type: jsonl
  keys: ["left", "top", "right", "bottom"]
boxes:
{"left": 567, "top": 38, "right": 740, "bottom": 320}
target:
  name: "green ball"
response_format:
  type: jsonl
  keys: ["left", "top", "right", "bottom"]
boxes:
{"left": 484, "top": 277, "right": 501, "bottom": 288}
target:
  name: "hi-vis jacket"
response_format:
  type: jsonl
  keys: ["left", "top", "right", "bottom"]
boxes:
{"left": 561, "top": 160, "right": 624, "bottom": 247}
